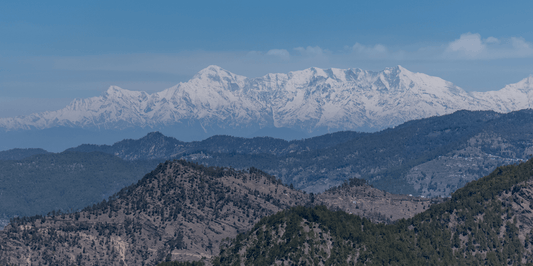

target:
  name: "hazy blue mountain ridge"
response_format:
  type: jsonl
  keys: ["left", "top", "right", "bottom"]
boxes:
{"left": 0, "top": 148, "right": 50, "bottom": 160}
{"left": 0, "top": 151, "right": 160, "bottom": 222}
{"left": 65, "top": 109, "right": 533, "bottom": 196}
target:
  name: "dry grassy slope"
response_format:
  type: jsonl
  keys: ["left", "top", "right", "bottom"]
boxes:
{"left": 318, "top": 184, "right": 437, "bottom": 223}
{"left": 0, "top": 159, "right": 442, "bottom": 266}
{"left": 0, "top": 160, "right": 311, "bottom": 265}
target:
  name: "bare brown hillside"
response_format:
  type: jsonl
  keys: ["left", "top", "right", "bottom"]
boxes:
{"left": 0, "top": 161, "right": 310, "bottom": 265}
{"left": 0, "top": 160, "right": 435, "bottom": 265}
{"left": 318, "top": 183, "right": 438, "bottom": 223}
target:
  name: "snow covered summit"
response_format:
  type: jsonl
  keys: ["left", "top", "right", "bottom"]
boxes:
{"left": 0, "top": 65, "right": 531, "bottom": 134}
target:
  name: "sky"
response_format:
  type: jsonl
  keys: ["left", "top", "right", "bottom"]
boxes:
{"left": 1, "top": 0, "right": 533, "bottom": 117}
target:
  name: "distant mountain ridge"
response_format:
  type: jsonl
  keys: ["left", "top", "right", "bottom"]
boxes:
{"left": 0, "top": 151, "right": 160, "bottom": 221}
{"left": 2, "top": 65, "right": 533, "bottom": 135}
{"left": 67, "top": 130, "right": 365, "bottom": 160}
{"left": 66, "top": 109, "right": 533, "bottom": 197}
{"left": 0, "top": 148, "right": 49, "bottom": 160}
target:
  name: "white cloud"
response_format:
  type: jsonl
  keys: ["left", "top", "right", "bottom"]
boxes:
{"left": 348, "top": 43, "right": 404, "bottom": 60}
{"left": 446, "top": 33, "right": 485, "bottom": 57}
{"left": 352, "top": 43, "right": 388, "bottom": 55}
{"left": 266, "top": 49, "right": 290, "bottom": 60}
{"left": 294, "top": 46, "right": 327, "bottom": 57}
{"left": 352, "top": 43, "right": 387, "bottom": 56}
{"left": 444, "top": 33, "right": 533, "bottom": 59}
{"left": 511, "top": 37, "right": 531, "bottom": 50}
{"left": 485, "top": 36, "right": 499, "bottom": 44}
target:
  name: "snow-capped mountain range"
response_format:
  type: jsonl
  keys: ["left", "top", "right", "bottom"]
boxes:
{"left": 2, "top": 65, "right": 533, "bottom": 133}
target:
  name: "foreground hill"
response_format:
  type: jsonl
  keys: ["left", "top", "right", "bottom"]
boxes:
{"left": 214, "top": 159, "right": 533, "bottom": 265}
{"left": 0, "top": 161, "right": 311, "bottom": 265}
{"left": 0, "top": 160, "right": 433, "bottom": 265}
{"left": 4, "top": 155, "right": 533, "bottom": 265}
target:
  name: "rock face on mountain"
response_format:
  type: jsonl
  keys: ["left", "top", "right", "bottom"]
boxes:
{"left": 2, "top": 65, "right": 533, "bottom": 138}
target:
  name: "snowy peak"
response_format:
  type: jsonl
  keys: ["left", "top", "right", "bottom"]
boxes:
{"left": 383, "top": 65, "right": 406, "bottom": 75}
{"left": 505, "top": 75, "right": 533, "bottom": 92}
{"left": 193, "top": 65, "right": 245, "bottom": 83}
{"left": 102, "top": 86, "right": 149, "bottom": 102}
{"left": 104, "top": 85, "right": 128, "bottom": 96}
{"left": 1, "top": 65, "right": 533, "bottom": 133}
{"left": 194, "top": 65, "right": 232, "bottom": 79}
{"left": 187, "top": 65, "right": 247, "bottom": 93}
{"left": 468, "top": 75, "right": 533, "bottom": 113}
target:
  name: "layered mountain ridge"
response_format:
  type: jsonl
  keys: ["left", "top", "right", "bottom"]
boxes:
{"left": 2, "top": 65, "right": 533, "bottom": 134}
{"left": 64, "top": 109, "right": 533, "bottom": 196}
{"left": 0, "top": 159, "right": 431, "bottom": 265}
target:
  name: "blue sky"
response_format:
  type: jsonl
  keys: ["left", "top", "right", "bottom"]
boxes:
{"left": 2, "top": 0, "right": 533, "bottom": 117}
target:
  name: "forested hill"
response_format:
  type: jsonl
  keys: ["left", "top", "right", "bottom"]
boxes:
{"left": 0, "top": 149, "right": 432, "bottom": 231}
{"left": 3, "top": 157, "right": 532, "bottom": 265}
{"left": 194, "top": 109, "right": 533, "bottom": 196}
{"left": 68, "top": 109, "right": 533, "bottom": 196}
{"left": 214, "top": 158, "right": 533, "bottom": 265}
{"left": 0, "top": 158, "right": 435, "bottom": 265}
{"left": 0, "top": 160, "right": 311, "bottom": 265}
